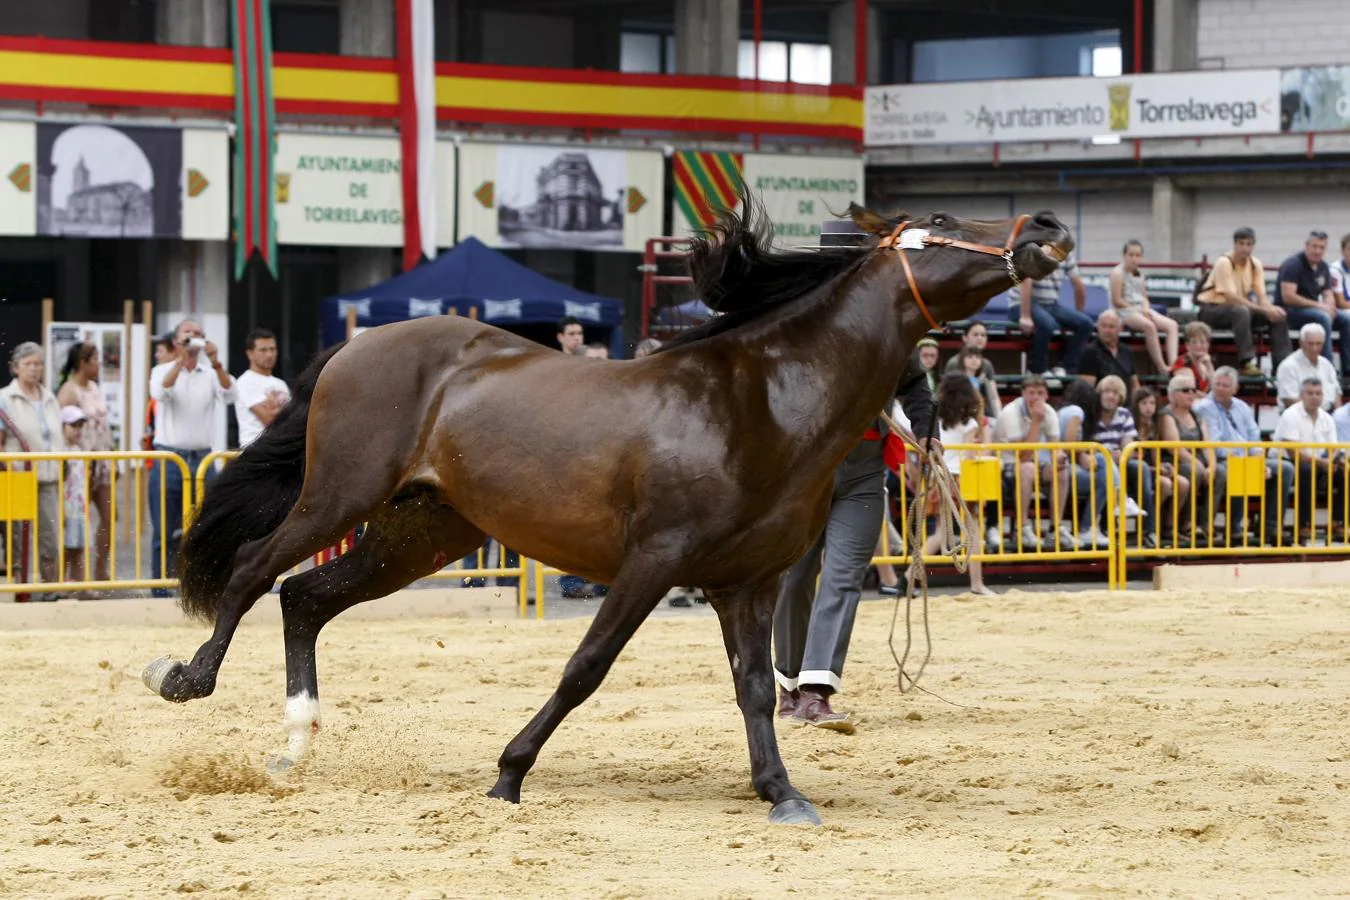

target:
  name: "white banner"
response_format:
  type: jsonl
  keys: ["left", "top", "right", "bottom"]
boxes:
{"left": 0, "top": 121, "right": 35, "bottom": 237}
{"left": 274, "top": 133, "right": 402, "bottom": 246}
{"left": 866, "top": 69, "right": 1281, "bottom": 147}
{"left": 457, "top": 142, "right": 663, "bottom": 252}
{"left": 182, "top": 128, "right": 229, "bottom": 241}
{"left": 672, "top": 152, "right": 863, "bottom": 246}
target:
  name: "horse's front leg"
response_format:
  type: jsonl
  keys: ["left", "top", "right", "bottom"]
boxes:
{"left": 488, "top": 560, "right": 670, "bottom": 803}
{"left": 708, "top": 577, "right": 821, "bottom": 826}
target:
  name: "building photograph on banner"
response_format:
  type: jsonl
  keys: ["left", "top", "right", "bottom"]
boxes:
{"left": 274, "top": 133, "right": 404, "bottom": 247}
{"left": 865, "top": 69, "right": 1280, "bottom": 146}
{"left": 458, "top": 142, "right": 663, "bottom": 252}
{"left": 673, "top": 151, "right": 863, "bottom": 246}
{"left": 1280, "top": 66, "right": 1350, "bottom": 131}
{"left": 24, "top": 123, "right": 228, "bottom": 240}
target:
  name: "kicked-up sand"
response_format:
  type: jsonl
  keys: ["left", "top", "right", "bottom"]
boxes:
{"left": 1, "top": 585, "right": 1349, "bottom": 898}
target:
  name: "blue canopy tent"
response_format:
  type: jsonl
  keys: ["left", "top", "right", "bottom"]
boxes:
{"left": 320, "top": 236, "right": 626, "bottom": 356}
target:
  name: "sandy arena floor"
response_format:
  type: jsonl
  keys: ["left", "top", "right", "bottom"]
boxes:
{"left": 2, "top": 586, "right": 1349, "bottom": 898}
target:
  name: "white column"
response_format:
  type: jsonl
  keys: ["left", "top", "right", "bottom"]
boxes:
{"left": 675, "top": 0, "right": 738, "bottom": 76}
{"left": 156, "top": 0, "right": 227, "bottom": 47}
{"left": 1151, "top": 176, "right": 1195, "bottom": 263}
{"left": 828, "top": 1, "right": 880, "bottom": 86}
{"left": 1153, "top": 0, "right": 1198, "bottom": 72}
{"left": 339, "top": 0, "right": 398, "bottom": 284}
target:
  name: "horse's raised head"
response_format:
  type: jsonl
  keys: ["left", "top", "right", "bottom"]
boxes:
{"left": 850, "top": 205, "right": 1075, "bottom": 331}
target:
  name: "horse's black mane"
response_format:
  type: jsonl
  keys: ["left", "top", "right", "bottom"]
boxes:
{"left": 654, "top": 188, "right": 906, "bottom": 353}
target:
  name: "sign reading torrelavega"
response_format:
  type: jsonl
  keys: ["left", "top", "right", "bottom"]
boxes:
{"left": 274, "top": 133, "right": 403, "bottom": 246}
{"left": 865, "top": 69, "right": 1281, "bottom": 147}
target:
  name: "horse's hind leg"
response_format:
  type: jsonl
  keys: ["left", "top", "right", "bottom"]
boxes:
{"left": 146, "top": 489, "right": 374, "bottom": 704}
{"left": 488, "top": 560, "right": 671, "bottom": 803}
{"left": 273, "top": 498, "right": 485, "bottom": 769}
{"left": 707, "top": 578, "right": 820, "bottom": 826}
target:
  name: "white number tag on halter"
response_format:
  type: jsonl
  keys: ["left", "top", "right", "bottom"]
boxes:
{"left": 898, "top": 228, "right": 930, "bottom": 250}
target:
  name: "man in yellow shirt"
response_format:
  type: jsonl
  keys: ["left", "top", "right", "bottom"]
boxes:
{"left": 1194, "top": 227, "right": 1291, "bottom": 375}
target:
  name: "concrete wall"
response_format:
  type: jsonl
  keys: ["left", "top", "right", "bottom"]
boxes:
{"left": 1193, "top": 185, "right": 1350, "bottom": 261}
{"left": 1197, "top": 0, "right": 1350, "bottom": 69}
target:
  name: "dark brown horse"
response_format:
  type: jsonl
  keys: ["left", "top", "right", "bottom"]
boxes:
{"left": 142, "top": 195, "right": 1072, "bottom": 825}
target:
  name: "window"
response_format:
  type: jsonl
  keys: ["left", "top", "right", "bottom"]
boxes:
{"left": 789, "top": 43, "right": 831, "bottom": 86}
{"left": 621, "top": 33, "right": 662, "bottom": 74}
{"left": 1091, "top": 44, "right": 1122, "bottom": 77}
{"left": 737, "top": 40, "right": 828, "bottom": 84}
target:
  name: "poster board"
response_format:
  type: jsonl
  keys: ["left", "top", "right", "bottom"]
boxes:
{"left": 45, "top": 322, "right": 127, "bottom": 449}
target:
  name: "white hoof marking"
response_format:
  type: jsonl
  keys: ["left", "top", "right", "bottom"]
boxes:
{"left": 283, "top": 692, "right": 321, "bottom": 761}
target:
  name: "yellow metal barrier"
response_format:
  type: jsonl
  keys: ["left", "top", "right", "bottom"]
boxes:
{"left": 1117, "top": 440, "right": 1350, "bottom": 575}
{"left": 0, "top": 451, "right": 190, "bottom": 596}
{"left": 873, "top": 441, "right": 1120, "bottom": 588}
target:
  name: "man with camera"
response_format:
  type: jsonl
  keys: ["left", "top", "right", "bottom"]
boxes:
{"left": 148, "top": 319, "right": 237, "bottom": 596}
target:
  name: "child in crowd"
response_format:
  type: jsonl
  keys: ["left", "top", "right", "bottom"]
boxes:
{"left": 59, "top": 406, "right": 88, "bottom": 585}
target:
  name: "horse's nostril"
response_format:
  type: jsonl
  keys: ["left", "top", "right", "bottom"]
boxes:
{"left": 1033, "top": 212, "right": 1061, "bottom": 231}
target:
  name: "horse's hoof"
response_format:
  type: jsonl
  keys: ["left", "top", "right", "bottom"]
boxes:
{"left": 486, "top": 778, "right": 522, "bottom": 805}
{"left": 768, "top": 798, "right": 822, "bottom": 826}
{"left": 141, "top": 657, "right": 183, "bottom": 700}
{"left": 267, "top": 755, "right": 296, "bottom": 775}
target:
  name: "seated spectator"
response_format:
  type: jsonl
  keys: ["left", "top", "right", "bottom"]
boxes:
{"left": 1195, "top": 366, "right": 1295, "bottom": 545}
{"left": 633, "top": 337, "right": 662, "bottom": 358}
{"left": 1093, "top": 375, "right": 1158, "bottom": 548}
{"left": 1334, "top": 398, "right": 1350, "bottom": 443}
{"left": 1012, "top": 253, "right": 1093, "bottom": 376}
{"left": 1194, "top": 227, "right": 1290, "bottom": 374}
{"left": 1273, "top": 377, "right": 1345, "bottom": 545}
{"left": 1277, "top": 230, "right": 1350, "bottom": 374}
{"left": 1169, "top": 320, "right": 1216, "bottom": 393}
{"left": 1076, "top": 309, "right": 1140, "bottom": 395}
{"left": 1331, "top": 232, "right": 1350, "bottom": 324}
{"left": 1276, "top": 323, "right": 1341, "bottom": 410}
{"left": 1057, "top": 379, "right": 1110, "bottom": 549}
{"left": 950, "top": 346, "right": 1002, "bottom": 418}
{"left": 991, "top": 375, "right": 1077, "bottom": 551}
{"left": 1109, "top": 239, "right": 1179, "bottom": 373}
{"left": 1159, "top": 372, "right": 1227, "bottom": 546}
{"left": 1131, "top": 386, "right": 1187, "bottom": 534}
{"left": 945, "top": 323, "right": 1002, "bottom": 416}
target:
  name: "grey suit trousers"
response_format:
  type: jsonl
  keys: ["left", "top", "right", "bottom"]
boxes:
{"left": 773, "top": 435, "right": 886, "bottom": 693}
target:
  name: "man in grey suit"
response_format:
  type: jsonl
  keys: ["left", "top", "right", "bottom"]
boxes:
{"left": 773, "top": 226, "right": 939, "bottom": 732}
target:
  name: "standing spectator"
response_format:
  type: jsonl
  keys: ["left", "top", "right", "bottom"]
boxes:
{"left": 992, "top": 375, "right": 1077, "bottom": 551}
{"left": 234, "top": 328, "right": 291, "bottom": 449}
{"left": 584, "top": 342, "right": 609, "bottom": 360}
{"left": 1013, "top": 253, "right": 1093, "bottom": 376}
{"left": 1273, "top": 378, "right": 1344, "bottom": 545}
{"left": 1169, "top": 320, "right": 1217, "bottom": 393}
{"left": 1159, "top": 373, "right": 1226, "bottom": 546}
{"left": 1278, "top": 230, "right": 1350, "bottom": 373}
{"left": 1276, "top": 323, "right": 1341, "bottom": 410}
{"left": 1076, "top": 309, "right": 1140, "bottom": 395}
{"left": 0, "top": 343, "right": 64, "bottom": 596}
{"left": 56, "top": 341, "right": 114, "bottom": 583}
{"left": 1195, "top": 227, "right": 1290, "bottom": 374}
{"left": 143, "top": 334, "right": 176, "bottom": 456}
{"left": 1196, "top": 366, "right": 1295, "bottom": 546}
{"left": 58, "top": 406, "right": 90, "bottom": 587}
{"left": 1109, "top": 239, "right": 1179, "bottom": 373}
{"left": 148, "top": 319, "right": 237, "bottom": 596}
{"left": 556, "top": 316, "right": 585, "bottom": 356}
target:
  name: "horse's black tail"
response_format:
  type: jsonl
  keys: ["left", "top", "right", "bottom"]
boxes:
{"left": 176, "top": 341, "right": 347, "bottom": 622}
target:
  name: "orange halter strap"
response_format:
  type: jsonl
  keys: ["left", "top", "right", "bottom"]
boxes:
{"left": 876, "top": 214, "right": 1032, "bottom": 332}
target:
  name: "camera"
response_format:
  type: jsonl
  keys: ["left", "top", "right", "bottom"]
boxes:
{"left": 188, "top": 337, "right": 207, "bottom": 350}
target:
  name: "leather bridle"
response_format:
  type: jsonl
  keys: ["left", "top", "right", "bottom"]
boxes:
{"left": 877, "top": 213, "right": 1032, "bottom": 332}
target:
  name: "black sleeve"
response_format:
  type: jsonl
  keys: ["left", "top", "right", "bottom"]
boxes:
{"left": 895, "top": 353, "right": 936, "bottom": 435}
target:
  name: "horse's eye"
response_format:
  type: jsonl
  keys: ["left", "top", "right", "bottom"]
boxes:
{"left": 932, "top": 215, "right": 946, "bottom": 227}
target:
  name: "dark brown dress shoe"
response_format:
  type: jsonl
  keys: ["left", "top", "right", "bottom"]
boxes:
{"left": 791, "top": 686, "right": 855, "bottom": 734}
{"left": 777, "top": 688, "right": 800, "bottom": 719}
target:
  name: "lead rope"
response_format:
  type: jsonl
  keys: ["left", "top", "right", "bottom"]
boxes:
{"left": 880, "top": 409, "right": 974, "bottom": 698}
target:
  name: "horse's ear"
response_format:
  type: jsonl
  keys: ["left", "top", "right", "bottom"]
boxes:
{"left": 847, "top": 203, "right": 895, "bottom": 236}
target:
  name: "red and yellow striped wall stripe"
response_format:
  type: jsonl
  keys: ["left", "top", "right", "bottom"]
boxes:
{"left": 0, "top": 37, "right": 862, "bottom": 140}
{"left": 673, "top": 151, "right": 744, "bottom": 230}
